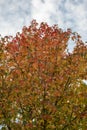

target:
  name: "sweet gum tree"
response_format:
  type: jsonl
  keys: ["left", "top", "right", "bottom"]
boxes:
{"left": 0, "top": 20, "right": 87, "bottom": 130}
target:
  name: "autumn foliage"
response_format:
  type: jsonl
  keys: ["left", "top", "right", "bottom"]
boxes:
{"left": 0, "top": 20, "right": 87, "bottom": 130}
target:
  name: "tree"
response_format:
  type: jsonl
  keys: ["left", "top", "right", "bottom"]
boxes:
{"left": 0, "top": 20, "right": 87, "bottom": 130}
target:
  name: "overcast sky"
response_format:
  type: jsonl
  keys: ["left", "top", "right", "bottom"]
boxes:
{"left": 0, "top": 0, "right": 87, "bottom": 42}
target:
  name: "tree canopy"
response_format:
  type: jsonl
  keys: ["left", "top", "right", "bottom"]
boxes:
{"left": 0, "top": 20, "right": 87, "bottom": 130}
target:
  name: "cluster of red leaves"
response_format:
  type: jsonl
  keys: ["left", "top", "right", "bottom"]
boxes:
{"left": 0, "top": 20, "right": 87, "bottom": 130}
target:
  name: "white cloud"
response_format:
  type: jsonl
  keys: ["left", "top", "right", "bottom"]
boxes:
{"left": 0, "top": 0, "right": 32, "bottom": 36}
{"left": 0, "top": 0, "right": 86, "bottom": 42}
{"left": 31, "top": 0, "right": 58, "bottom": 24}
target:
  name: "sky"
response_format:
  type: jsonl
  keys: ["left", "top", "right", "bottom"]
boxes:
{"left": 0, "top": 0, "right": 87, "bottom": 43}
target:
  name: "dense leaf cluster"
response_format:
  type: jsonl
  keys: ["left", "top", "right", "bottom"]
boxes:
{"left": 0, "top": 20, "right": 87, "bottom": 130}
